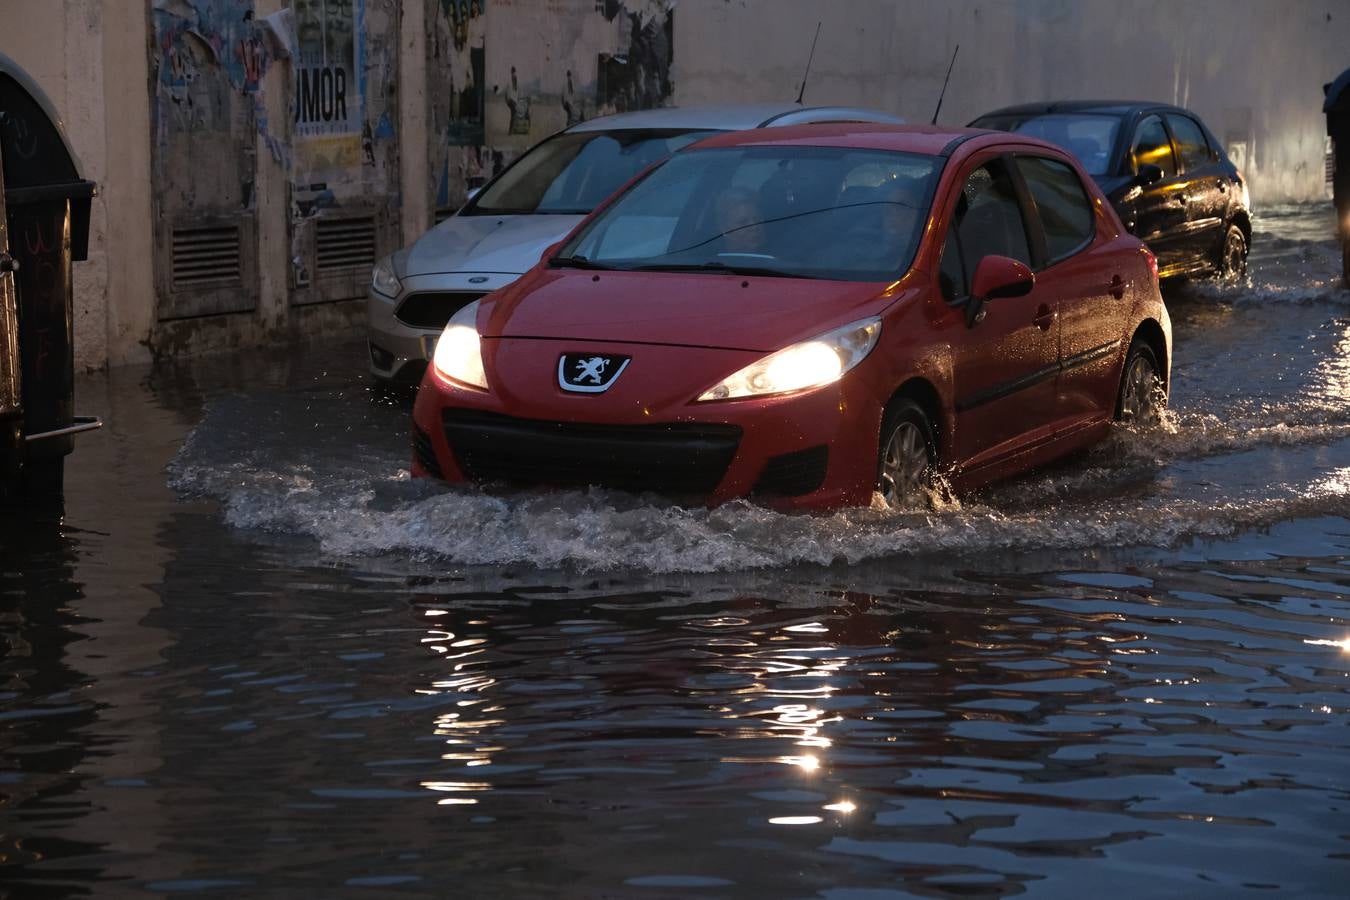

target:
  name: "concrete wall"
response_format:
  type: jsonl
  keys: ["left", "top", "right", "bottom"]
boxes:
{"left": 2, "top": 0, "right": 1346, "bottom": 370}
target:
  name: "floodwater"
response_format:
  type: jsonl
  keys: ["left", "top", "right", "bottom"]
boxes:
{"left": 3, "top": 204, "right": 1349, "bottom": 897}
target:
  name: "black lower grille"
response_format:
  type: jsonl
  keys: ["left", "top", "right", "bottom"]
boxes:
{"left": 395, "top": 291, "right": 486, "bottom": 329}
{"left": 752, "top": 445, "right": 828, "bottom": 497}
{"left": 413, "top": 426, "right": 443, "bottom": 478}
{"left": 443, "top": 410, "right": 741, "bottom": 495}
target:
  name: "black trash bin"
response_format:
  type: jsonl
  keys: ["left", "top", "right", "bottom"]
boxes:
{"left": 1326, "top": 67, "right": 1350, "bottom": 288}
{"left": 0, "top": 52, "right": 100, "bottom": 500}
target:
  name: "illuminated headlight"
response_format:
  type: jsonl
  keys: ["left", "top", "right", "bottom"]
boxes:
{"left": 432, "top": 301, "right": 488, "bottom": 390}
{"left": 698, "top": 317, "right": 881, "bottom": 401}
{"left": 371, "top": 256, "right": 402, "bottom": 297}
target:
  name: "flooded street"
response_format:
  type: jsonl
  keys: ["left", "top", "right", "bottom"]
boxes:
{"left": 4, "top": 204, "right": 1350, "bottom": 897}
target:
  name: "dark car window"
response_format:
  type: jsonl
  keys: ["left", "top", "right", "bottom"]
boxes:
{"left": 939, "top": 160, "right": 1032, "bottom": 301}
{"left": 465, "top": 129, "right": 716, "bottom": 216}
{"left": 1165, "top": 114, "right": 1213, "bottom": 172}
{"left": 1131, "top": 115, "right": 1177, "bottom": 178}
{"left": 1015, "top": 156, "right": 1095, "bottom": 264}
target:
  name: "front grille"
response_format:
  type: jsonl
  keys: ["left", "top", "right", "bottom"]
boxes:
{"left": 413, "top": 426, "right": 442, "bottom": 478}
{"left": 752, "top": 445, "right": 829, "bottom": 497}
{"left": 395, "top": 291, "right": 486, "bottom": 329}
{"left": 171, "top": 224, "right": 241, "bottom": 288}
{"left": 443, "top": 410, "right": 741, "bottom": 495}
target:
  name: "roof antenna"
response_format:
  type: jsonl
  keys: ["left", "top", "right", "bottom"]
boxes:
{"left": 795, "top": 21, "right": 822, "bottom": 105}
{"left": 930, "top": 44, "right": 960, "bottom": 125}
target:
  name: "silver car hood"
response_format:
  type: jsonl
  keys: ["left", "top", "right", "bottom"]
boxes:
{"left": 400, "top": 213, "right": 585, "bottom": 277}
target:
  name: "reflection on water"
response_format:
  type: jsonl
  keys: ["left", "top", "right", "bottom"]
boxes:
{"left": 2, "top": 204, "right": 1349, "bottom": 896}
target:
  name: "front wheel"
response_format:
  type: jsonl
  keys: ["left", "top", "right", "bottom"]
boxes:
{"left": 876, "top": 400, "right": 937, "bottom": 510}
{"left": 1217, "top": 224, "right": 1248, "bottom": 281}
{"left": 1115, "top": 340, "right": 1166, "bottom": 427}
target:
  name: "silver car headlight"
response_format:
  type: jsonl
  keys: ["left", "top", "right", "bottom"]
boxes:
{"left": 698, "top": 317, "right": 881, "bottom": 401}
{"left": 432, "top": 301, "right": 488, "bottom": 390}
{"left": 372, "top": 256, "right": 402, "bottom": 298}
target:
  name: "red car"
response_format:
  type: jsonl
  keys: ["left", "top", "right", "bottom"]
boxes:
{"left": 411, "top": 124, "right": 1171, "bottom": 510}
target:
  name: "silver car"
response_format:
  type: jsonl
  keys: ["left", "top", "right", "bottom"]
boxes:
{"left": 367, "top": 102, "right": 905, "bottom": 385}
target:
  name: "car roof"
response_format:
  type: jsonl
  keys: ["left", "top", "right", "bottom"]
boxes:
{"left": 687, "top": 123, "right": 1021, "bottom": 157}
{"left": 973, "top": 100, "right": 1193, "bottom": 119}
{"left": 564, "top": 102, "right": 905, "bottom": 133}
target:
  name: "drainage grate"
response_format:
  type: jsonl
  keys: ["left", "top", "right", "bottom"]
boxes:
{"left": 316, "top": 216, "right": 377, "bottom": 273}
{"left": 171, "top": 225, "right": 241, "bottom": 289}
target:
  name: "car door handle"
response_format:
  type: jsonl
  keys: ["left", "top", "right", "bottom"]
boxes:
{"left": 1216, "top": 178, "right": 1228, "bottom": 192}
{"left": 1105, "top": 275, "right": 1127, "bottom": 299}
{"left": 1033, "top": 304, "right": 1056, "bottom": 331}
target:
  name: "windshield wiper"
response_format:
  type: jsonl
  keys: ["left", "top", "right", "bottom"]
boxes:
{"left": 626, "top": 262, "right": 816, "bottom": 279}
{"left": 548, "top": 255, "right": 616, "bottom": 270}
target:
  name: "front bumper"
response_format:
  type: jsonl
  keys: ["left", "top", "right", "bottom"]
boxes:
{"left": 411, "top": 338, "right": 887, "bottom": 510}
{"left": 367, "top": 272, "right": 521, "bottom": 383}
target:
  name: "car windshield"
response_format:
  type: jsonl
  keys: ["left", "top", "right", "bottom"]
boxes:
{"left": 558, "top": 146, "right": 942, "bottom": 282}
{"left": 972, "top": 113, "right": 1120, "bottom": 175}
{"left": 464, "top": 129, "right": 718, "bottom": 216}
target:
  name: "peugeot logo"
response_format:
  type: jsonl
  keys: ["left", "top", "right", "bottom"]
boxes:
{"left": 558, "top": 352, "right": 631, "bottom": 393}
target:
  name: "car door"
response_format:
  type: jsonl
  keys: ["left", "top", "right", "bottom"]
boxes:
{"left": 1123, "top": 113, "right": 1189, "bottom": 273}
{"left": 0, "top": 141, "right": 20, "bottom": 422}
{"left": 1165, "top": 112, "right": 1227, "bottom": 265}
{"left": 1013, "top": 152, "right": 1130, "bottom": 427}
{"left": 939, "top": 154, "right": 1061, "bottom": 468}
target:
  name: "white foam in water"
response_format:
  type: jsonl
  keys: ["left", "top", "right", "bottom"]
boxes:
{"left": 167, "top": 399, "right": 1350, "bottom": 574}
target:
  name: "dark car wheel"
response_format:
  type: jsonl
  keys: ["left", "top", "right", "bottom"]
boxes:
{"left": 877, "top": 400, "right": 937, "bottom": 510}
{"left": 1115, "top": 340, "right": 1166, "bottom": 427}
{"left": 1218, "top": 224, "right": 1248, "bottom": 281}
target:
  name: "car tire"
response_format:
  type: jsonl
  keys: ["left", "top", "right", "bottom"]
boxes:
{"left": 1217, "top": 224, "right": 1248, "bottom": 281}
{"left": 876, "top": 399, "right": 937, "bottom": 510}
{"left": 1115, "top": 339, "right": 1166, "bottom": 427}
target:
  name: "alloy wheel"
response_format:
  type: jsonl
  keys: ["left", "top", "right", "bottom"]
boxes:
{"left": 879, "top": 420, "right": 931, "bottom": 509}
{"left": 1120, "top": 352, "right": 1160, "bottom": 426}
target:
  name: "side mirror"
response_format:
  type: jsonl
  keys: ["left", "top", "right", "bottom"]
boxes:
{"left": 465, "top": 186, "right": 482, "bottom": 202}
{"left": 971, "top": 255, "right": 1034, "bottom": 301}
{"left": 965, "top": 255, "right": 1034, "bottom": 328}
{"left": 1135, "top": 163, "right": 1164, "bottom": 187}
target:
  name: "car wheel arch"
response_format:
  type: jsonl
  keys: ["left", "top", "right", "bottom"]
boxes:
{"left": 883, "top": 378, "right": 945, "bottom": 463}
{"left": 1128, "top": 318, "right": 1169, "bottom": 389}
{"left": 1230, "top": 209, "right": 1252, "bottom": 246}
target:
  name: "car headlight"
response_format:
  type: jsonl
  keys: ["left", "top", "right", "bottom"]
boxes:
{"left": 432, "top": 301, "right": 488, "bottom": 390}
{"left": 372, "top": 256, "right": 402, "bottom": 298}
{"left": 698, "top": 317, "right": 881, "bottom": 401}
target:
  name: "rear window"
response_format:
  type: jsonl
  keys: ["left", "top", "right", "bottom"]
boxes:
{"left": 973, "top": 113, "right": 1120, "bottom": 176}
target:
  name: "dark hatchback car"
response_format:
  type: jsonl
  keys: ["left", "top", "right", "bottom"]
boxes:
{"left": 971, "top": 101, "right": 1250, "bottom": 280}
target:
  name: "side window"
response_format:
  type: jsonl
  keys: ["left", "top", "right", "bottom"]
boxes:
{"left": 1016, "top": 156, "right": 1095, "bottom": 264}
{"left": 1165, "top": 114, "right": 1212, "bottom": 172}
{"left": 1131, "top": 115, "right": 1177, "bottom": 178}
{"left": 939, "top": 160, "right": 1031, "bottom": 301}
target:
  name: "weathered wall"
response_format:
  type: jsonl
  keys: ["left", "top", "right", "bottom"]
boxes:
{"left": 2, "top": 0, "right": 1347, "bottom": 369}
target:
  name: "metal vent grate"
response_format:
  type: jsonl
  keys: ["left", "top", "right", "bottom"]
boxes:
{"left": 172, "top": 225, "right": 241, "bottom": 288}
{"left": 316, "top": 216, "right": 377, "bottom": 273}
